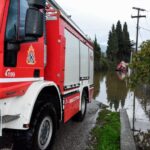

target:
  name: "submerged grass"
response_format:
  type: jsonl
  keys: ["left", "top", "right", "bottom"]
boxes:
{"left": 89, "top": 109, "right": 120, "bottom": 150}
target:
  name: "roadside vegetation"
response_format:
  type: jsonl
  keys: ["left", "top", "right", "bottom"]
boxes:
{"left": 88, "top": 109, "right": 120, "bottom": 150}
{"left": 129, "top": 40, "right": 150, "bottom": 88}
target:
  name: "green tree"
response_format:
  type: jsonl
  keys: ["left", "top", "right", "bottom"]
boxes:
{"left": 116, "top": 20, "right": 124, "bottom": 62}
{"left": 123, "top": 22, "right": 131, "bottom": 62}
{"left": 107, "top": 25, "right": 118, "bottom": 63}
{"left": 130, "top": 40, "right": 150, "bottom": 88}
{"left": 106, "top": 31, "right": 112, "bottom": 60}
{"left": 111, "top": 24, "right": 118, "bottom": 62}
{"left": 106, "top": 21, "right": 132, "bottom": 67}
{"left": 94, "top": 36, "right": 101, "bottom": 71}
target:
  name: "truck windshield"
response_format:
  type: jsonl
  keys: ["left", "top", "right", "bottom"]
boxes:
{"left": 5, "top": 0, "right": 29, "bottom": 42}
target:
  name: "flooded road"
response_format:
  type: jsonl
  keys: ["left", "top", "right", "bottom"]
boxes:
{"left": 94, "top": 71, "right": 150, "bottom": 149}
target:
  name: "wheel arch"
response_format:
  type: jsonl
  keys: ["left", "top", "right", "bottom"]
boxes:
{"left": 0, "top": 81, "right": 62, "bottom": 131}
{"left": 20, "top": 81, "right": 62, "bottom": 128}
{"left": 30, "top": 85, "right": 62, "bottom": 124}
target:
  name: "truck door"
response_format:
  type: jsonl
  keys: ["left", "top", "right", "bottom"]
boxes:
{"left": 0, "top": 0, "right": 45, "bottom": 99}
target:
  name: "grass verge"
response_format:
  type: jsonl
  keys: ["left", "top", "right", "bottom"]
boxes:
{"left": 88, "top": 109, "right": 120, "bottom": 150}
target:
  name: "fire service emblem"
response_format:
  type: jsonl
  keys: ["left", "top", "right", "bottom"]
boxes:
{"left": 26, "top": 45, "right": 36, "bottom": 65}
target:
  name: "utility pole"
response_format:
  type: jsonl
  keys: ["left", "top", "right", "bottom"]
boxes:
{"left": 131, "top": 8, "right": 146, "bottom": 135}
{"left": 131, "top": 7, "right": 146, "bottom": 52}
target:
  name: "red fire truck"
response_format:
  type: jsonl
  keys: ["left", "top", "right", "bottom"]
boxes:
{"left": 0, "top": 0, "right": 94, "bottom": 149}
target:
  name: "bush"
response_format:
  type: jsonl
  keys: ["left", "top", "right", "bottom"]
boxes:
{"left": 129, "top": 40, "right": 150, "bottom": 88}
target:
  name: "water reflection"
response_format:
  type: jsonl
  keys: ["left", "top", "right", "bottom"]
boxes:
{"left": 94, "top": 71, "right": 150, "bottom": 149}
{"left": 116, "top": 71, "right": 127, "bottom": 80}
{"left": 93, "top": 72, "right": 105, "bottom": 99}
{"left": 106, "top": 72, "right": 128, "bottom": 111}
{"left": 135, "top": 85, "right": 150, "bottom": 119}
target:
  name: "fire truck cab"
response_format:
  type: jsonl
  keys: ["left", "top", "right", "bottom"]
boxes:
{"left": 0, "top": 0, "right": 94, "bottom": 149}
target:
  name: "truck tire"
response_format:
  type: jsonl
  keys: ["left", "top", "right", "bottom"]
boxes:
{"left": 13, "top": 103, "right": 57, "bottom": 150}
{"left": 73, "top": 91, "right": 87, "bottom": 121}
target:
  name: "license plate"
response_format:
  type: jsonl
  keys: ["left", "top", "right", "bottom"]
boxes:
{"left": 0, "top": 109, "right": 2, "bottom": 136}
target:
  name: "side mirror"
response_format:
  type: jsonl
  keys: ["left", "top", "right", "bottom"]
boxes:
{"left": 25, "top": 8, "right": 44, "bottom": 38}
{"left": 28, "top": 0, "right": 45, "bottom": 9}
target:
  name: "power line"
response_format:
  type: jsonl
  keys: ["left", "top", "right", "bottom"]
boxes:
{"left": 139, "top": 26, "right": 150, "bottom": 32}
{"left": 139, "top": 30, "right": 144, "bottom": 42}
{"left": 131, "top": 7, "right": 146, "bottom": 52}
{"left": 146, "top": 10, "right": 150, "bottom": 13}
{"left": 145, "top": 18, "right": 150, "bottom": 26}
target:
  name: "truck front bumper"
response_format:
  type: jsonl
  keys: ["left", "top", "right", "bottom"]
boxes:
{"left": 0, "top": 96, "right": 26, "bottom": 137}
{"left": 0, "top": 108, "right": 20, "bottom": 136}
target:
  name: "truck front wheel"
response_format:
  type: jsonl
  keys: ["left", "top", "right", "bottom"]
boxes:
{"left": 35, "top": 113, "right": 54, "bottom": 150}
{"left": 13, "top": 103, "right": 57, "bottom": 150}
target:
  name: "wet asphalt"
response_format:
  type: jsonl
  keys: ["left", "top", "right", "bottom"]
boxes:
{"left": 0, "top": 100, "right": 100, "bottom": 150}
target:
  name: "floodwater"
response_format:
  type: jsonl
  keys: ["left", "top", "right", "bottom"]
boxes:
{"left": 94, "top": 71, "right": 150, "bottom": 150}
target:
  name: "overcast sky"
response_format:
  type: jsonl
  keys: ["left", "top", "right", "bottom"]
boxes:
{"left": 57, "top": 0, "right": 150, "bottom": 49}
